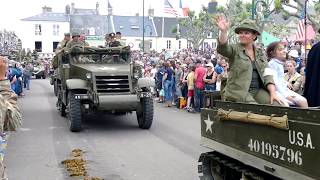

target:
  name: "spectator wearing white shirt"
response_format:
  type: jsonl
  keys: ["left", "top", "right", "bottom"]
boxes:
{"left": 266, "top": 42, "right": 308, "bottom": 108}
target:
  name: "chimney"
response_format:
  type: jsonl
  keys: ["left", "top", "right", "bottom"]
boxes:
{"left": 71, "top": 3, "right": 75, "bottom": 14}
{"left": 96, "top": 2, "right": 99, "bottom": 15}
{"left": 65, "top": 5, "right": 71, "bottom": 15}
{"left": 42, "top": 6, "right": 52, "bottom": 13}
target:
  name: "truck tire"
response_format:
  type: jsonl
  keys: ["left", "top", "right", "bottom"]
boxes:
{"left": 68, "top": 91, "right": 82, "bottom": 132}
{"left": 136, "top": 97, "right": 153, "bottom": 129}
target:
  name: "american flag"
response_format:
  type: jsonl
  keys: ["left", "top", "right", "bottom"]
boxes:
{"left": 295, "top": 6, "right": 306, "bottom": 40}
{"left": 164, "top": 0, "right": 178, "bottom": 16}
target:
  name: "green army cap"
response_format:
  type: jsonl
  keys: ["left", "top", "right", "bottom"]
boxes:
{"left": 234, "top": 19, "right": 261, "bottom": 36}
{"left": 64, "top": 32, "right": 71, "bottom": 36}
{"left": 72, "top": 32, "right": 80, "bottom": 37}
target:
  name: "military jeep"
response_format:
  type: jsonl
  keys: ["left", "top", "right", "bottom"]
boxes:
{"left": 55, "top": 45, "right": 155, "bottom": 132}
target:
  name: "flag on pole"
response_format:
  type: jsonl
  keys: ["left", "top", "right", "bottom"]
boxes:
{"left": 295, "top": 6, "right": 306, "bottom": 40}
{"left": 164, "top": 0, "right": 178, "bottom": 16}
{"left": 179, "top": 0, "right": 190, "bottom": 17}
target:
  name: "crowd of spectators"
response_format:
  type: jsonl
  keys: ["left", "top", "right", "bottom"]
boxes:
{"left": 129, "top": 38, "right": 313, "bottom": 112}
{"left": 130, "top": 47, "right": 230, "bottom": 113}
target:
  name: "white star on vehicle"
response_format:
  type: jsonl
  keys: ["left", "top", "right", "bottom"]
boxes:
{"left": 204, "top": 114, "right": 214, "bottom": 134}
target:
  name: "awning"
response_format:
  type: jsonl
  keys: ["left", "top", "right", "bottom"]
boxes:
{"left": 261, "top": 31, "right": 280, "bottom": 46}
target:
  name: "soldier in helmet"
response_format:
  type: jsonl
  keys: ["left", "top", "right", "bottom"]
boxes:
{"left": 79, "top": 33, "right": 90, "bottom": 47}
{"left": 56, "top": 33, "right": 71, "bottom": 53}
{"left": 104, "top": 34, "right": 111, "bottom": 47}
{"left": 108, "top": 32, "right": 121, "bottom": 47}
{"left": 65, "top": 32, "right": 83, "bottom": 51}
{"left": 214, "top": 16, "right": 283, "bottom": 105}
{"left": 116, "top": 31, "right": 125, "bottom": 46}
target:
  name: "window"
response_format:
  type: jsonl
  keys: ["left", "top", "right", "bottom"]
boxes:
{"left": 35, "top": 41, "right": 42, "bottom": 52}
{"left": 178, "top": 40, "right": 181, "bottom": 49}
{"left": 35, "top": 24, "right": 42, "bottom": 35}
{"left": 53, "top": 42, "right": 59, "bottom": 52}
{"left": 53, "top": 24, "right": 60, "bottom": 36}
{"left": 212, "top": 42, "right": 217, "bottom": 49}
{"left": 150, "top": 41, "right": 152, "bottom": 49}
{"left": 187, "top": 41, "right": 192, "bottom": 49}
{"left": 204, "top": 42, "right": 209, "bottom": 49}
{"left": 166, "top": 40, "right": 171, "bottom": 49}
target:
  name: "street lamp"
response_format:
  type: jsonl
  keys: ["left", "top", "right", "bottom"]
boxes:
{"left": 251, "top": 0, "right": 271, "bottom": 21}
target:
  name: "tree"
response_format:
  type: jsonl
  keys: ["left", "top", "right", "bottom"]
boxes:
{"left": 274, "top": 0, "right": 320, "bottom": 31}
{"left": 177, "top": 8, "right": 217, "bottom": 50}
{"left": 177, "top": 0, "right": 251, "bottom": 49}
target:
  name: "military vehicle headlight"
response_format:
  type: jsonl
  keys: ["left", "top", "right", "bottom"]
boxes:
{"left": 86, "top": 73, "right": 92, "bottom": 79}
{"left": 133, "top": 67, "right": 143, "bottom": 79}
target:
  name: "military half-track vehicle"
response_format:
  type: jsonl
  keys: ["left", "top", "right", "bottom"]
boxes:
{"left": 198, "top": 92, "right": 320, "bottom": 180}
{"left": 32, "top": 65, "right": 46, "bottom": 79}
{"left": 55, "top": 45, "right": 155, "bottom": 132}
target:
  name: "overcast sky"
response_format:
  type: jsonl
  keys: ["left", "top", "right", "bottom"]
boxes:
{"left": 0, "top": 0, "right": 230, "bottom": 31}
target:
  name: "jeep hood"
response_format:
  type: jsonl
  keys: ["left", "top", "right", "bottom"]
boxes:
{"left": 73, "top": 64, "right": 131, "bottom": 74}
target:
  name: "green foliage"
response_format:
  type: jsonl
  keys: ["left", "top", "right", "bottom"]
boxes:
{"left": 178, "top": 7, "right": 217, "bottom": 49}
{"left": 274, "top": 0, "right": 282, "bottom": 12}
{"left": 264, "top": 23, "right": 290, "bottom": 38}
{"left": 275, "top": 0, "right": 320, "bottom": 32}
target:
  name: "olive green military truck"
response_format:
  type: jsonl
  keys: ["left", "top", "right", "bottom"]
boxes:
{"left": 198, "top": 92, "right": 320, "bottom": 180}
{"left": 55, "top": 45, "right": 154, "bottom": 132}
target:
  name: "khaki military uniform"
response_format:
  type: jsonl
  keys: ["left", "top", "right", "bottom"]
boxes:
{"left": 0, "top": 79, "right": 22, "bottom": 179}
{"left": 57, "top": 40, "right": 68, "bottom": 50}
{"left": 65, "top": 40, "right": 83, "bottom": 51}
{"left": 82, "top": 41, "right": 90, "bottom": 47}
{"left": 217, "top": 42, "right": 275, "bottom": 104}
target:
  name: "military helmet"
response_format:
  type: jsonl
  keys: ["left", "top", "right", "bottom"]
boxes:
{"left": 72, "top": 32, "right": 80, "bottom": 37}
{"left": 109, "top": 32, "right": 116, "bottom": 38}
{"left": 64, "top": 32, "right": 71, "bottom": 36}
{"left": 234, "top": 19, "right": 261, "bottom": 36}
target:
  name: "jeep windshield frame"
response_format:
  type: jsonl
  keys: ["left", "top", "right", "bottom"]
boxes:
{"left": 69, "top": 46, "right": 131, "bottom": 64}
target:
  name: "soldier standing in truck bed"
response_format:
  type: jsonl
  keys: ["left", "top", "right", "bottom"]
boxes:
{"left": 57, "top": 33, "right": 71, "bottom": 51}
{"left": 65, "top": 32, "right": 84, "bottom": 50}
{"left": 108, "top": 32, "right": 121, "bottom": 47}
{"left": 79, "top": 33, "right": 90, "bottom": 47}
{"left": 214, "top": 15, "right": 282, "bottom": 105}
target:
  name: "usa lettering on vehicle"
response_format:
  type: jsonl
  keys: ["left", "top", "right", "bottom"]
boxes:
{"left": 288, "top": 130, "right": 315, "bottom": 150}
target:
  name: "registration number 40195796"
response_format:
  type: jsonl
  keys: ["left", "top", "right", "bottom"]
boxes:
{"left": 248, "top": 139, "right": 303, "bottom": 166}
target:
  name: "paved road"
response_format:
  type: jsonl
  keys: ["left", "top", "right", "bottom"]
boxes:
{"left": 5, "top": 79, "right": 208, "bottom": 180}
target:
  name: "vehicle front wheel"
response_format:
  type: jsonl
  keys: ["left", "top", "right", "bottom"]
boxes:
{"left": 136, "top": 97, "right": 153, "bottom": 129}
{"left": 68, "top": 91, "right": 82, "bottom": 132}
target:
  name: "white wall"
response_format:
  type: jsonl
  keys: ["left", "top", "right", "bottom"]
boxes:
{"left": 19, "top": 20, "right": 69, "bottom": 53}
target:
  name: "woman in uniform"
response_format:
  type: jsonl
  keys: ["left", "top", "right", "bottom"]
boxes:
{"left": 214, "top": 16, "right": 283, "bottom": 105}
